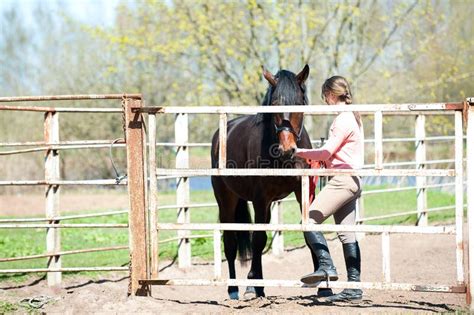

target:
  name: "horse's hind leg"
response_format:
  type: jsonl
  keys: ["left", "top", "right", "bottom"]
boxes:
{"left": 244, "top": 200, "right": 271, "bottom": 299}
{"left": 212, "top": 177, "right": 240, "bottom": 300}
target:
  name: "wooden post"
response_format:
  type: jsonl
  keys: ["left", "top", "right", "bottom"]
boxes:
{"left": 148, "top": 113, "right": 159, "bottom": 279}
{"left": 44, "top": 111, "right": 61, "bottom": 287}
{"left": 454, "top": 111, "right": 464, "bottom": 284}
{"left": 374, "top": 111, "right": 383, "bottom": 170}
{"left": 175, "top": 113, "right": 191, "bottom": 268}
{"left": 382, "top": 232, "right": 391, "bottom": 282}
{"left": 125, "top": 99, "right": 149, "bottom": 296}
{"left": 355, "top": 196, "right": 366, "bottom": 240}
{"left": 218, "top": 113, "right": 227, "bottom": 169}
{"left": 372, "top": 110, "right": 383, "bottom": 241}
{"left": 466, "top": 98, "right": 474, "bottom": 308}
{"left": 416, "top": 114, "right": 428, "bottom": 226}
{"left": 301, "top": 176, "right": 310, "bottom": 225}
{"left": 271, "top": 201, "right": 284, "bottom": 256}
{"left": 213, "top": 229, "right": 222, "bottom": 279}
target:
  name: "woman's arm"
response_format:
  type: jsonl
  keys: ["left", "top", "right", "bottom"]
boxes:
{"left": 296, "top": 117, "right": 350, "bottom": 161}
{"left": 295, "top": 147, "right": 331, "bottom": 161}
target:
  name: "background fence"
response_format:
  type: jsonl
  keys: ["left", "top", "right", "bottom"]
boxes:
{"left": 0, "top": 95, "right": 139, "bottom": 286}
{"left": 0, "top": 97, "right": 471, "bottom": 303}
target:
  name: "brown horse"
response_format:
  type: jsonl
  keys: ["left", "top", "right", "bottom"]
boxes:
{"left": 211, "top": 65, "right": 320, "bottom": 299}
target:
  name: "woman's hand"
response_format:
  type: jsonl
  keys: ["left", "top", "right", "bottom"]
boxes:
{"left": 296, "top": 149, "right": 320, "bottom": 167}
{"left": 308, "top": 159, "right": 320, "bottom": 168}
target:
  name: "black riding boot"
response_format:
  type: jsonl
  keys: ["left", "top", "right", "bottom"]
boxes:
{"left": 325, "top": 242, "right": 362, "bottom": 302}
{"left": 307, "top": 242, "right": 333, "bottom": 297}
{"left": 300, "top": 231, "right": 338, "bottom": 284}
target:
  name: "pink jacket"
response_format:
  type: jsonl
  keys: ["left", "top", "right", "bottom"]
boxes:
{"left": 297, "top": 112, "right": 364, "bottom": 169}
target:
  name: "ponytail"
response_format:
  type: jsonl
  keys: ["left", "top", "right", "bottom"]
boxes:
{"left": 322, "top": 76, "right": 362, "bottom": 128}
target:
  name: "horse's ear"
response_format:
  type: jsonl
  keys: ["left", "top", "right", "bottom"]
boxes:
{"left": 296, "top": 64, "right": 310, "bottom": 85}
{"left": 262, "top": 66, "right": 277, "bottom": 87}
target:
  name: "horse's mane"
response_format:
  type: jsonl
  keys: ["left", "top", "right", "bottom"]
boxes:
{"left": 254, "top": 70, "right": 307, "bottom": 124}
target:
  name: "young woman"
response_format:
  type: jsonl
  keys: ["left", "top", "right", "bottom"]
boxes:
{"left": 296, "top": 76, "right": 364, "bottom": 302}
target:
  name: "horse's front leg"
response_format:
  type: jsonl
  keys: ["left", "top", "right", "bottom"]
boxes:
{"left": 244, "top": 201, "right": 271, "bottom": 299}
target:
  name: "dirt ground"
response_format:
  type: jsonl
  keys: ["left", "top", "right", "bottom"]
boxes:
{"left": 0, "top": 233, "right": 468, "bottom": 313}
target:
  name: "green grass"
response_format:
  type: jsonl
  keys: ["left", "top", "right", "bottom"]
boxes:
{"left": 362, "top": 184, "right": 459, "bottom": 225}
{"left": 0, "top": 301, "right": 18, "bottom": 313}
{"left": 0, "top": 185, "right": 459, "bottom": 282}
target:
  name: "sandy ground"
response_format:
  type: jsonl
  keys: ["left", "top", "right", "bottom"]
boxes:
{"left": 0, "top": 233, "right": 468, "bottom": 313}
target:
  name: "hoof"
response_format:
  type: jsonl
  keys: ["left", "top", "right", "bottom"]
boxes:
{"left": 243, "top": 287, "right": 257, "bottom": 300}
{"left": 228, "top": 291, "right": 239, "bottom": 300}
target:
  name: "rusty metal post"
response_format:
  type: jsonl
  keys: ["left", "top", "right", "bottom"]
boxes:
{"left": 466, "top": 98, "right": 474, "bottom": 308}
{"left": 125, "top": 99, "right": 149, "bottom": 296}
{"left": 44, "top": 111, "right": 61, "bottom": 286}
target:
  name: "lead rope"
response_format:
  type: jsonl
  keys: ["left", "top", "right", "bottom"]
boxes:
{"left": 19, "top": 295, "right": 58, "bottom": 309}
{"left": 110, "top": 138, "right": 126, "bottom": 184}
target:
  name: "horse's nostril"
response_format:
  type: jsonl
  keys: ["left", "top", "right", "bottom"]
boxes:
{"left": 277, "top": 145, "right": 284, "bottom": 156}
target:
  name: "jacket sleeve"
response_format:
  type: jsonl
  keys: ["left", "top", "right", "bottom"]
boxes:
{"left": 296, "top": 115, "right": 350, "bottom": 161}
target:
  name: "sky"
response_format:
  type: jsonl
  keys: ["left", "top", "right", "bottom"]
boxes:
{"left": 0, "top": 0, "right": 121, "bottom": 27}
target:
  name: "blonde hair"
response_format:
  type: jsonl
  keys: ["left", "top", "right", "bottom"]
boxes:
{"left": 321, "top": 76, "right": 361, "bottom": 128}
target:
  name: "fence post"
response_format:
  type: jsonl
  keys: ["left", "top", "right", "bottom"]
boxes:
{"left": 374, "top": 111, "right": 383, "bottom": 170}
{"left": 125, "top": 98, "right": 149, "bottom": 296}
{"left": 148, "top": 113, "right": 159, "bottom": 279}
{"left": 416, "top": 114, "right": 428, "bottom": 226}
{"left": 466, "top": 98, "right": 474, "bottom": 308}
{"left": 301, "top": 176, "right": 310, "bottom": 225}
{"left": 218, "top": 113, "right": 227, "bottom": 169}
{"left": 271, "top": 201, "right": 284, "bottom": 256}
{"left": 382, "top": 232, "right": 391, "bottom": 282}
{"left": 355, "top": 196, "right": 366, "bottom": 240}
{"left": 175, "top": 113, "right": 191, "bottom": 268}
{"left": 44, "top": 111, "right": 61, "bottom": 286}
{"left": 454, "top": 110, "right": 464, "bottom": 284}
{"left": 213, "top": 229, "right": 222, "bottom": 279}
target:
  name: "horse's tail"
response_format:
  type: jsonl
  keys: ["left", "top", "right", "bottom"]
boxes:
{"left": 235, "top": 198, "right": 252, "bottom": 263}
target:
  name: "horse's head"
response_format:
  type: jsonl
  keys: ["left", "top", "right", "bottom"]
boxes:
{"left": 262, "top": 64, "right": 309, "bottom": 159}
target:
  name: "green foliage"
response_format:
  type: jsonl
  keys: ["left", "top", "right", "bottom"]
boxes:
{"left": 0, "top": 301, "right": 18, "bottom": 313}
{"left": 1, "top": 1, "right": 473, "bottom": 190}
